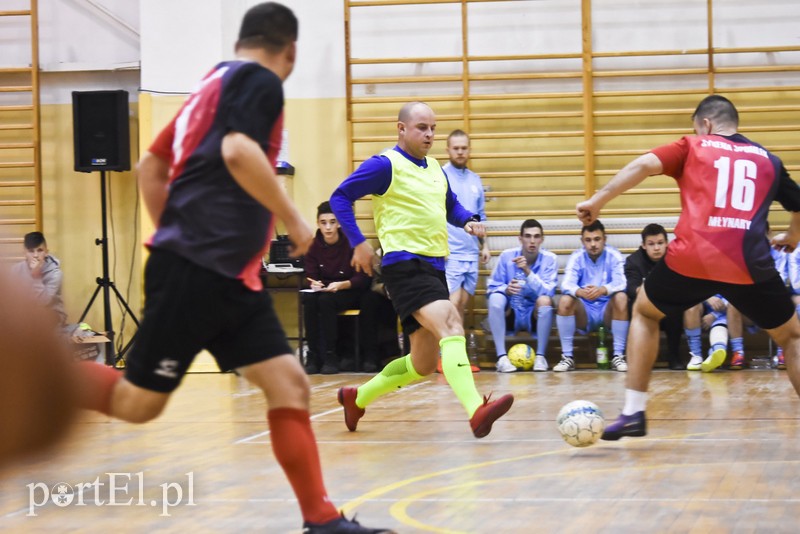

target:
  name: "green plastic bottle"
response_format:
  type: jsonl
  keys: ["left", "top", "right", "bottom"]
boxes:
{"left": 596, "top": 326, "right": 610, "bottom": 370}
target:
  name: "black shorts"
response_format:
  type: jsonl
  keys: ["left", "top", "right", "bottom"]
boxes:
{"left": 644, "top": 260, "right": 794, "bottom": 330}
{"left": 382, "top": 258, "right": 450, "bottom": 335}
{"left": 125, "top": 249, "right": 292, "bottom": 393}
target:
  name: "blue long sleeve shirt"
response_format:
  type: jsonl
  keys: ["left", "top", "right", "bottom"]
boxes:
{"left": 560, "top": 246, "right": 627, "bottom": 302}
{"left": 330, "top": 146, "right": 476, "bottom": 270}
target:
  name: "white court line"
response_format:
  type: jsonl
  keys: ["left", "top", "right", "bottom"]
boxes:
{"left": 233, "top": 406, "right": 342, "bottom": 445}
{"left": 8, "top": 495, "right": 800, "bottom": 517}
{"left": 231, "top": 379, "right": 348, "bottom": 398}
{"left": 239, "top": 435, "right": 786, "bottom": 445}
{"left": 233, "top": 381, "right": 431, "bottom": 445}
{"left": 3, "top": 483, "right": 91, "bottom": 519}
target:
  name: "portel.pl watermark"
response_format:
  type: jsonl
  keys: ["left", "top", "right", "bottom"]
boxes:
{"left": 26, "top": 472, "right": 195, "bottom": 517}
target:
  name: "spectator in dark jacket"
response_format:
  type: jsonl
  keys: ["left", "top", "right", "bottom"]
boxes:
{"left": 624, "top": 223, "right": 684, "bottom": 369}
{"left": 303, "top": 201, "right": 370, "bottom": 374}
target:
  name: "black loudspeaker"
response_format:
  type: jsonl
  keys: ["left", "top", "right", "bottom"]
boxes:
{"left": 72, "top": 90, "right": 131, "bottom": 172}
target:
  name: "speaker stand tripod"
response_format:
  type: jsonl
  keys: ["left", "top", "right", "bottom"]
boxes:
{"left": 79, "top": 170, "right": 140, "bottom": 366}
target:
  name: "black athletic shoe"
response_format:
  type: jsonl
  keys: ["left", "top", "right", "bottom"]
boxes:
{"left": 601, "top": 411, "right": 647, "bottom": 441}
{"left": 302, "top": 513, "right": 396, "bottom": 533}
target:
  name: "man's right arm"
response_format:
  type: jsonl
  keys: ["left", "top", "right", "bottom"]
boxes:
{"left": 577, "top": 152, "right": 665, "bottom": 226}
{"left": 560, "top": 252, "right": 581, "bottom": 297}
{"left": 138, "top": 151, "right": 171, "bottom": 226}
{"left": 330, "top": 155, "right": 392, "bottom": 248}
{"left": 222, "top": 132, "right": 313, "bottom": 256}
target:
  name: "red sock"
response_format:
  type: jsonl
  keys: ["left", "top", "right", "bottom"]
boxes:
{"left": 78, "top": 362, "right": 122, "bottom": 415}
{"left": 267, "top": 408, "right": 339, "bottom": 524}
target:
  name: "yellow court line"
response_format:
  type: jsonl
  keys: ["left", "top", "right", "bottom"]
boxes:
{"left": 342, "top": 421, "right": 800, "bottom": 531}
{"left": 389, "top": 458, "right": 800, "bottom": 532}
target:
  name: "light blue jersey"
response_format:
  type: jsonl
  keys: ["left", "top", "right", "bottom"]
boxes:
{"left": 770, "top": 247, "right": 788, "bottom": 286}
{"left": 443, "top": 163, "right": 486, "bottom": 260}
{"left": 560, "top": 245, "right": 627, "bottom": 302}
{"left": 487, "top": 247, "right": 558, "bottom": 357}
{"left": 487, "top": 247, "right": 558, "bottom": 304}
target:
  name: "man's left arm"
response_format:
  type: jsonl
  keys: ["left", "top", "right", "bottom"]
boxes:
{"left": 40, "top": 264, "right": 63, "bottom": 305}
{"left": 529, "top": 254, "right": 558, "bottom": 297}
{"left": 445, "top": 177, "right": 476, "bottom": 227}
{"left": 624, "top": 254, "right": 644, "bottom": 301}
{"left": 477, "top": 177, "right": 491, "bottom": 263}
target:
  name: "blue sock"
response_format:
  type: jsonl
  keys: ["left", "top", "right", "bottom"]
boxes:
{"left": 536, "top": 306, "right": 553, "bottom": 356}
{"left": 556, "top": 314, "right": 575, "bottom": 357}
{"left": 611, "top": 319, "right": 629, "bottom": 356}
{"left": 731, "top": 336, "right": 744, "bottom": 353}
{"left": 685, "top": 327, "right": 702, "bottom": 355}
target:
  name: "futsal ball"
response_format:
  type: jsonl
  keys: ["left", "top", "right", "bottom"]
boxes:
{"left": 556, "top": 400, "right": 605, "bottom": 447}
{"left": 507, "top": 343, "right": 534, "bottom": 371}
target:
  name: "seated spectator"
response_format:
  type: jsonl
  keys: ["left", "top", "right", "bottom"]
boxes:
{"left": 729, "top": 225, "right": 790, "bottom": 369}
{"left": 11, "top": 232, "right": 66, "bottom": 326}
{"left": 486, "top": 219, "right": 557, "bottom": 372}
{"left": 684, "top": 295, "right": 728, "bottom": 371}
{"left": 358, "top": 249, "right": 403, "bottom": 373}
{"left": 555, "top": 220, "right": 629, "bottom": 372}
{"left": 624, "top": 224, "right": 684, "bottom": 369}
{"left": 303, "top": 202, "right": 370, "bottom": 375}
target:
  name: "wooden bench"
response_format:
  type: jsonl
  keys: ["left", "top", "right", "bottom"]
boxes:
{"left": 474, "top": 216, "right": 682, "bottom": 368}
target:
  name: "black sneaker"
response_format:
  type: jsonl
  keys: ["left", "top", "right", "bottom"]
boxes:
{"left": 302, "top": 513, "right": 395, "bottom": 533}
{"left": 361, "top": 361, "right": 378, "bottom": 373}
{"left": 601, "top": 411, "right": 647, "bottom": 441}
{"left": 320, "top": 364, "right": 339, "bottom": 375}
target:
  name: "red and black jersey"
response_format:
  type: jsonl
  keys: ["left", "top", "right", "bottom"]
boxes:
{"left": 148, "top": 60, "right": 284, "bottom": 291}
{"left": 652, "top": 134, "right": 800, "bottom": 284}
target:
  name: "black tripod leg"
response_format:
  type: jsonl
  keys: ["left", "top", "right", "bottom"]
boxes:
{"left": 78, "top": 284, "right": 103, "bottom": 323}
{"left": 109, "top": 282, "right": 140, "bottom": 327}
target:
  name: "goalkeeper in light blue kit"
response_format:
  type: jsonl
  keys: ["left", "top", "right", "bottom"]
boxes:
{"left": 554, "top": 219, "right": 630, "bottom": 372}
{"left": 486, "top": 219, "right": 557, "bottom": 372}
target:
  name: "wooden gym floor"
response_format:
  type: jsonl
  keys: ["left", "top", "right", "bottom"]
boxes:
{"left": 2, "top": 368, "right": 800, "bottom": 533}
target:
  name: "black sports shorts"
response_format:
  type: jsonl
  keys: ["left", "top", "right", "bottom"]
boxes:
{"left": 382, "top": 258, "right": 450, "bottom": 335}
{"left": 125, "top": 248, "right": 292, "bottom": 393}
{"left": 644, "top": 260, "right": 794, "bottom": 330}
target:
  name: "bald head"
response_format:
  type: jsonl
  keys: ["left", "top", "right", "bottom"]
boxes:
{"left": 397, "top": 102, "right": 436, "bottom": 159}
{"left": 398, "top": 101, "right": 432, "bottom": 123}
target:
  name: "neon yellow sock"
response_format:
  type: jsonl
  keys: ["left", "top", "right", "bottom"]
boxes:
{"left": 355, "top": 354, "right": 423, "bottom": 408}
{"left": 440, "top": 336, "right": 483, "bottom": 417}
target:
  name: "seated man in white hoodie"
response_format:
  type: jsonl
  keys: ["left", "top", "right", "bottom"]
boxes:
{"left": 11, "top": 232, "right": 66, "bottom": 326}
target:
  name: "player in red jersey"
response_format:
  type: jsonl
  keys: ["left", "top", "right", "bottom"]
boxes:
{"left": 575, "top": 95, "right": 800, "bottom": 439}
{"left": 72, "top": 3, "right": 392, "bottom": 532}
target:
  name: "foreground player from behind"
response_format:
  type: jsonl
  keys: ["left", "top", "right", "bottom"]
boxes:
{"left": 575, "top": 95, "right": 800, "bottom": 440}
{"left": 74, "top": 4, "right": 392, "bottom": 532}
{"left": 330, "top": 102, "right": 513, "bottom": 439}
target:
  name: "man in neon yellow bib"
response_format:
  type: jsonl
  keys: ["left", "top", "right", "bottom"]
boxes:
{"left": 330, "top": 102, "right": 514, "bottom": 438}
